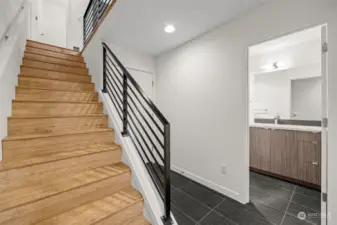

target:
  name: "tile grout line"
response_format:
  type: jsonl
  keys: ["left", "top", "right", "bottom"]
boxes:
{"left": 280, "top": 186, "right": 297, "bottom": 225}
{"left": 197, "top": 198, "right": 226, "bottom": 224}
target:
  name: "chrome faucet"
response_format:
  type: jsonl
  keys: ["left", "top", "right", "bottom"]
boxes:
{"left": 274, "top": 115, "right": 280, "bottom": 124}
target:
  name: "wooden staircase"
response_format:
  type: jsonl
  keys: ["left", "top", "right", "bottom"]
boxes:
{"left": 0, "top": 40, "right": 150, "bottom": 225}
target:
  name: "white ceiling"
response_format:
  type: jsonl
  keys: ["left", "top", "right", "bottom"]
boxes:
{"left": 101, "top": 0, "right": 271, "bottom": 56}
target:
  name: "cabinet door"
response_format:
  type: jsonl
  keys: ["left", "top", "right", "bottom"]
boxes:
{"left": 297, "top": 132, "right": 321, "bottom": 185}
{"left": 270, "top": 130, "right": 298, "bottom": 179}
{"left": 250, "top": 127, "right": 271, "bottom": 171}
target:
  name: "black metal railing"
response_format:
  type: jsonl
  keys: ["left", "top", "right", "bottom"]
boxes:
{"left": 102, "top": 42, "right": 172, "bottom": 224}
{"left": 83, "top": 0, "right": 113, "bottom": 45}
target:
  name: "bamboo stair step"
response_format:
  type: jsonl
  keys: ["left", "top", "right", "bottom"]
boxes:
{"left": 23, "top": 59, "right": 89, "bottom": 76}
{"left": 18, "top": 76, "right": 95, "bottom": 92}
{"left": 0, "top": 143, "right": 120, "bottom": 174}
{"left": 0, "top": 163, "right": 131, "bottom": 225}
{"left": 3, "top": 129, "right": 115, "bottom": 161}
{"left": 12, "top": 100, "right": 103, "bottom": 117}
{"left": 0, "top": 147, "right": 122, "bottom": 188}
{"left": 4, "top": 128, "right": 113, "bottom": 141}
{"left": 0, "top": 163, "right": 129, "bottom": 212}
{"left": 35, "top": 187, "right": 144, "bottom": 225}
{"left": 27, "top": 40, "right": 81, "bottom": 57}
{"left": 24, "top": 52, "right": 86, "bottom": 68}
{"left": 16, "top": 87, "right": 98, "bottom": 102}
{"left": 21, "top": 66, "right": 91, "bottom": 83}
{"left": 8, "top": 115, "right": 108, "bottom": 136}
{"left": 25, "top": 46, "right": 84, "bottom": 62}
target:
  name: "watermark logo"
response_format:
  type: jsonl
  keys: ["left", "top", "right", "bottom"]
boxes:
{"left": 298, "top": 212, "right": 307, "bottom": 220}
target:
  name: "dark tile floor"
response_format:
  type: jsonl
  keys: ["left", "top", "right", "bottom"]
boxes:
{"left": 170, "top": 171, "right": 321, "bottom": 225}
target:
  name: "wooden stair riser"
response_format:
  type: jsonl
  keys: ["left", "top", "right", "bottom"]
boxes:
{"left": 27, "top": 40, "right": 81, "bottom": 57}
{"left": 8, "top": 116, "right": 108, "bottom": 136}
{"left": 0, "top": 150, "right": 122, "bottom": 186}
{"left": 0, "top": 172, "right": 131, "bottom": 225}
{"left": 16, "top": 88, "right": 98, "bottom": 102}
{"left": 20, "top": 67, "right": 91, "bottom": 83}
{"left": 24, "top": 52, "right": 86, "bottom": 68}
{"left": 3, "top": 131, "right": 114, "bottom": 159}
{"left": 25, "top": 46, "right": 84, "bottom": 62}
{"left": 18, "top": 77, "right": 95, "bottom": 92}
{"left": 12, "top": 102, "right": 103, "bottom": 117}
{"left": 23, "top": 59, "right": 88, "bottom": 76}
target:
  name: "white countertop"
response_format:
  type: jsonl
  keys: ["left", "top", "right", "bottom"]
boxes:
{"left": 250, "top": 123, "right": 321, "bottom": 132}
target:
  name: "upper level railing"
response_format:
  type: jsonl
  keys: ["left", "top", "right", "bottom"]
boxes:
{"left": 83, "top": 0, "right": 113, "bottom": 45}
{"left": 102, "top": 42, "right": 172, "bottom": 224}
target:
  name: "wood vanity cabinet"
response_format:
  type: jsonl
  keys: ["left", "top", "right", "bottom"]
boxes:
{"left": 270, "top": 130, "right": 298, "bottom": 179}
{"left": 250, "top": 127, "right": 271, "bottom": 171}
{"left": 250, "top": 127, "right": 321, "bottom": 186}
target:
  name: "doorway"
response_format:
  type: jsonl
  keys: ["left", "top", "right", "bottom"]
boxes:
{"left": 248, "top": 25, "right": 328, "bottom": 225}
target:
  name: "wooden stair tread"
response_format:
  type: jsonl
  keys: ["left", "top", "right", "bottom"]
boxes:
{"left": 4, "top": 128, "right": 113, "bottom": 141}
{"left": 18, "top": 76, "right": 94, "bottom": 86}
{"left": 0, "top": 162, "right": 130, "bottom": 212}
{"left": 24, "top": 52, "right": 86, "bottom": 68}
{"left": 20, "top": 66, "right": 91, "bottom": 83}
{"left": 0, "top": 143, "right": 121, "bottom": 172}
{"left": 27, "top": 40, "right": 81, "bottom": 57}
{"left": 35, "top": 187, "right": 143, "bottom": 225}
{"left": 23, "top": 59, "right": 89, "bottom": 76}
{"left": 17, "top": 86, "right": 96, "bottom": 93}
{"left": 18, "top": 76, "right": 95, "bottom": 92}
{"left": 8, "top": 115, "right": 105, "bottom": 119}
{"left": 25, "top": 46, "right": 84, "bottom": 62}
{"left": 13, "top": 99, "right": 101, "bottom": 104}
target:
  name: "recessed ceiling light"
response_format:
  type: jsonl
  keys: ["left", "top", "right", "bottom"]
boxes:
{"left": 164, "top": 25, "right": 175, "bottom": 33}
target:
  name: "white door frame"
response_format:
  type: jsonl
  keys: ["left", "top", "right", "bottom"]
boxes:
{"left": 247, "top": 24, "right": 329, "bottom": 224}
{"left": 320, "top": 24, "right": 328, "bottom": 225}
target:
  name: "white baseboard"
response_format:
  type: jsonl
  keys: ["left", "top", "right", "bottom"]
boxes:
{"left": 172, "top": 165, "right": 248, "bottom": 204}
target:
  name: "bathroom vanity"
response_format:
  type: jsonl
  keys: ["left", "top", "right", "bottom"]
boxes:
{"left": 250, "top": 124, "right": 321, "bottom": 188}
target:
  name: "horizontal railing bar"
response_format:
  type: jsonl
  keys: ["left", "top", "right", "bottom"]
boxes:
{"left": 127, "top": 96, "right": 165, "bottom": 150}
{"left": 84, "top": 0, "right": 99, "bottom": 31}
{"left": 127, "top": 123, "right": 165, "bottom": 189}
{"left": 103, "top": 42, "right": 169, "bottom": 125}
{"left": 127, "top": 112, "right": 165, "bottom": 173}
{"left": 127, "top": 84, "right": 164, "bottom": 135}
{"left": 84, "top": 0, "right": 95, "bottom": 18}
{"left": 127, "top": 131, "right": 165, "bottom": 200}
{"left": 106, "top": 70, "right": 123, "bottom": 95}
{"left": 127, "top": 106, "right": 165, "bottom": 163}
{"left": 106, "top": 78, "right": 123, "bottom": 104}
{"left": 105, "top": 89, "right": 123, "bottom": 120}
{"left": 106, "top": 82, "right": 123, "bottom": 113}
{"left": 106, "top": 62, "right": 123, "bottom": 86}
{"left": 106, "top": 54, "right": 123, "bottom": 77}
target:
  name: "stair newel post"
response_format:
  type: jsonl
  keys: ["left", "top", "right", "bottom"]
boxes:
{"left": 121, "top": 72, "right": 129, "bottom": 136}
{"left": 102, "top": 47, "right": 107, "bottom": 93}
{"left": 162, "top": 123, "right": 172, "bottom": 224}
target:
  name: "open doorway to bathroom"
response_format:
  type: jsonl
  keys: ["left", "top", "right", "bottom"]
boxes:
{"left": 248, "top": 25, "right": 328, "bottom": 225}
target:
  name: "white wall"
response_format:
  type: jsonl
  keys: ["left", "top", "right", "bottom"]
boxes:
{"left": 0, "top": 0, "right": 24, "bottom": 41}
{"left": 29, "top": 0, "right": 69, "bottom": 47}
{"left": 253, "top": 65, "right": 321, "bottom": 120}
{"left": 66, "top": 0, "right": 90, "bottom": 49}
{"left": 156, "top": 3, "right": 337, "bottom": 223}
{"left": 0, "top": 0, "right": 29, "bottom": 160}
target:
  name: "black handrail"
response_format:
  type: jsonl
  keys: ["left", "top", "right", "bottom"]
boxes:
{"left": 83, "top": 0, "right": 113, "bottom": 45}
{"left": 102, "top": 42, "right": 172, "bottom": 224}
